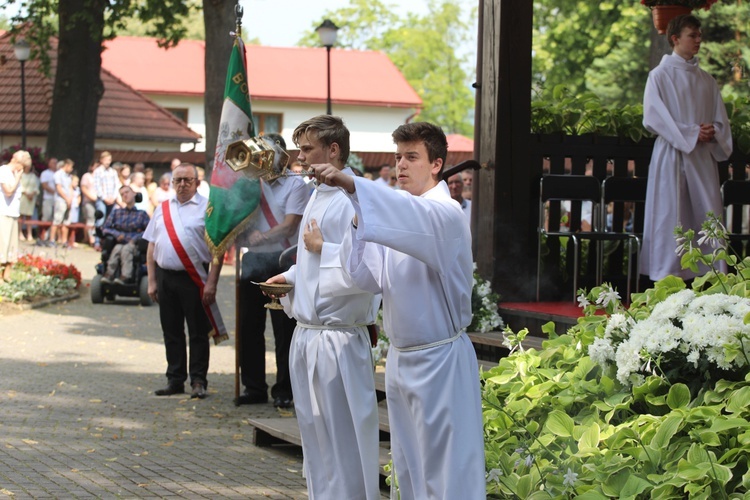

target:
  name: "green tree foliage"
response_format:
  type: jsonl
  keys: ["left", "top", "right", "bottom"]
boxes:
{"left": 115, "top": 0, "right": 205, "bottom": 40}
{"left": 298, "top": 0, "right": 476, "bottom": 136}
{"left": 699, "top": 1, "right": 750, "bottom": 98}
{"left": 533, "top": 0, "right": 750, "bottom": 107}
{"left": 533, "top": 1, "right": 651, "bottom": 106}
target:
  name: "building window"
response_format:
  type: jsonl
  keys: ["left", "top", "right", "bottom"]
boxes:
{"left": 252, "top": 113, "right": 282, "bottom": 134}
{"left": 166, "top": 108, "right": 189, "bottom": 123}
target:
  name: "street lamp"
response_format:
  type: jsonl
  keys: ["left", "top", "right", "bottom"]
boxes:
{"left": 316, "top": 19, "right": 339, "bottom": 115}
{"left": 13, "top": 39, "right": 31, "bottom": 150}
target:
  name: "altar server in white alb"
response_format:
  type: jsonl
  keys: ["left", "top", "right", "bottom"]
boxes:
{"left": 313, "top": 121, "right": 485, "bottom": 499}
{"left": 266, "top": 115, "right": 381, "bottom": 499}
{"left": 641, "top": 14, "right": 732, "bottom": 281}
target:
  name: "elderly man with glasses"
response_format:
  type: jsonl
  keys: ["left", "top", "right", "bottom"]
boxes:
{"left": 143, "top": 163, "right": 225, "bottom": 400}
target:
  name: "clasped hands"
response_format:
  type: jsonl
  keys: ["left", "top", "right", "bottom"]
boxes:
{"left": 698, "top": 123, "right": 715, "bottom": 143}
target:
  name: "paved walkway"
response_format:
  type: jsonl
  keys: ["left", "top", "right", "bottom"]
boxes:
{"left": 0, "top": 242, "right": 314, "bottom": 498}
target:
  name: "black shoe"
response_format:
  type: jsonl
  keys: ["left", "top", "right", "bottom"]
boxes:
{"left": 273, "top": 396, "right": 293, "bottom": 409}
{"left": 154, "top": 384, "right": 184, "bottom": 396}
{"left": 235, "top": 391, "right": 268, "bottom": 406}
{"left": 191, "top": 382, "right": 207, "bottom": 399}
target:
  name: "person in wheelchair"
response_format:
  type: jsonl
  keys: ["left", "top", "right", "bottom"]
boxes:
{"left": 100, "top": 185, "right": 150, "bottom": 284}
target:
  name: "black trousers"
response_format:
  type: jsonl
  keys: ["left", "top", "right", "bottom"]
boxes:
{"left": 238, "top": 251, "right": 296, "bottom": 400}
{"left": 156, "top": 266, "right": 211, "bottom": 387}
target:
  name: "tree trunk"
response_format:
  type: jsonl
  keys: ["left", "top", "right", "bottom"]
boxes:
{"left": 202, "top": 0, "right": 237, "bottom": 175}
{"left": 649, "top": 25, "right": 671, "bottom": 70}
{"left": 46, "top": 0, "right": 106, "bottom": 176}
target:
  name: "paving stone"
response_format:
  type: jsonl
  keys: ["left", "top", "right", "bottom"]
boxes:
{"left": 0, "top": 243, "right": 316, "bottom": 498}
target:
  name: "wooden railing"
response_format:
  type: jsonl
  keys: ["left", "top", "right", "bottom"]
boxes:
{"left": 532, "top": 134, "right": 750, "bottom": 300}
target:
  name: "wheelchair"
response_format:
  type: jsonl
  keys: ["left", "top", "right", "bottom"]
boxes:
{"left": 90, "top": 199, "right": 152, "bottom": 306}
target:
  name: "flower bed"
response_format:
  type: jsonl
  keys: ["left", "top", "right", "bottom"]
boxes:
{"left": 483, "top": 214, "right": 750, "bottom": 498}
{"left": 0, "top": 255, "right": 81, "bottom": 304}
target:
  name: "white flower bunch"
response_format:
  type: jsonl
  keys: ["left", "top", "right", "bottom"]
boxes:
{"left": 371, "top": 336, "right": 389, "bottom": 365}
{"left": 470, "top": 263, "right": 504, "bottom": 333}
{"left": 589, "top": 289, "right": 750, "bottom": 385}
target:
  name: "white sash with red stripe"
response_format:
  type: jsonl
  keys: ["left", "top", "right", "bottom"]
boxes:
{"left": 162, "top": 200, "right": 228, "bottom": 345}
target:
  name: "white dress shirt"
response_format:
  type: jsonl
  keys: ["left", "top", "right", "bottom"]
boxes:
{"left": 143, "top": 193, "right": 211, "bottom": 270}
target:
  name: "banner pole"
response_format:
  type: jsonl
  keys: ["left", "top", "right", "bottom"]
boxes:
{"left": 234, "top": 245, "right": 242, "bottom": 404}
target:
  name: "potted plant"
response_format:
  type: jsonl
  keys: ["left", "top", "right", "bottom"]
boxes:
{"left": 640, "top": 0, "right": 720, "bottom": 34}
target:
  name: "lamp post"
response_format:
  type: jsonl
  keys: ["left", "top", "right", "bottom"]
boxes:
{"left": 13, "top": 39, "right": 31, "bottom": 150}
{"left": 316, "top": 19, "right": 339, "bottom": 115}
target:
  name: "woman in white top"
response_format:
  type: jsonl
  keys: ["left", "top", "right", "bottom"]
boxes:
{"left": 150, "top": 173, "right": 175, "bottom": 207}
{"left": 19, "top": 162, "right": 40, "bottom": 242}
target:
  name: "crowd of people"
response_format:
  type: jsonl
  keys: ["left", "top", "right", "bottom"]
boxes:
{"left": 8, "top": 153, "right": 210, "bottom": 251}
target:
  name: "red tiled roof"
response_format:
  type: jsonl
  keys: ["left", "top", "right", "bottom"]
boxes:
{"left": 446, "top": 134, "right": 474, "bottom": 153}
{"left": 102, "top": 37, "right": 422, "bottom": 109}
{"left": 0, "top": 31, "right": 200, "bottom": 144}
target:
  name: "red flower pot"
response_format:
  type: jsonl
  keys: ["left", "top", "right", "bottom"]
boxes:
{"left": 651, "top": 5, "right": 693, "bottom": 35}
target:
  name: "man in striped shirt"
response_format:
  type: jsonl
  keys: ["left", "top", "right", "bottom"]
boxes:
{"left": 93, "top": 151, "right": 119, "bottom": 229}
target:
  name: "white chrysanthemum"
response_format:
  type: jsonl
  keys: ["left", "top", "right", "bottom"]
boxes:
{"left": 615, "top": 340, "right": 642, "bottom": 384}
{"left": 649, "top": 289, "right": 694, "bottom": 321}
{"left": 604, "top": 313, "right": 632, "bottom": 339}
{"left": 588, "top": 337, "right": 615, "bottom": 366}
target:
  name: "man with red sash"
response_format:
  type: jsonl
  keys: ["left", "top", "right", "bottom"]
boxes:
{"left": 236, "top": 134, "right": 310, "bottom": 408}
{"left": 143, "top": 163, "right": 226, "bottom": 399}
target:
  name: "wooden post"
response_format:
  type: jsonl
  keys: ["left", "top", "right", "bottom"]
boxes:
{"left": 475, "top": 0, "right": 535, "bottom": 300}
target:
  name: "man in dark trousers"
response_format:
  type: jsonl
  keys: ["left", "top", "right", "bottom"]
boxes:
{"left": 236, "top": 134, "right": 310, "bottom": 408}
{"left": 143, "top": 163, "right": 224, "bottom": 399}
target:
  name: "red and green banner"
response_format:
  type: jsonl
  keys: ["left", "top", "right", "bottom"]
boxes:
{"left": 205, "top": 36, "right": 261, "bottom": 260}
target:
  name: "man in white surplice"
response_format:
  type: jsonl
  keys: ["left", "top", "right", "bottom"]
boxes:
{"left": 312, "top": 122, "right": 485, "bottom": 499}
{"left": 641, "top": 14, "right": 732, "bottom": 281}
{"left": 266, "top": 115, "right": 381, "bottom": 499}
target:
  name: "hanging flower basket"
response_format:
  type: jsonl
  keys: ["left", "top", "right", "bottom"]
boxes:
{"left": 650, "top": 5, "right": 693, "bottom": 34}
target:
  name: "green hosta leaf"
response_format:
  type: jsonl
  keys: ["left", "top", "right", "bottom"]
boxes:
{"left": 693, "top": 430, "right": 721, "bottom": 447}
{"left": 687, "top": 443, "right": 710, "bottom": 464}
{"left": 684, "top": 483, "right": 710, "bottom": 499}
{"left": 684, "top": 405, "right": 721, "bottom": 422}
{"left": 578, "top": 422, "right": 601, "bottom": 452}
{"left": 710, "top": 417, "right": 750, "bottom": 433}
{"left": 545, "top": 410, "right": 575, "bottom": 437}
{"left": 710, "top": 462, "right": 733, "bottom": 485}
{"left": 726, "top": 386, "right": 750, "bottom": 414}
{"left": 742, "top": 468, "right": 750, "bottom": 490}
{"left": 620, "top": 474, "right": 652, "bottom": 498}
{"left": 602, "top": 470, "right": 630, "bottom": 496}
{"left": 515, "top": 473, "right": 534, "bottom": 498}
{"left": 650, "top": 415, "right": 682, "bottom": 451}
{"left": 666, "top": 384, "right": 691, "bottom": 409}
{"left": 676, "top": 462, "right": 711, "bottom": 481}
{"left": 737, "top": 430, "right": 750, "bottom": 446}
{"left": 574, "top": 491, "right": 609, "bottom": 500}
{"left": 486, "top": 373, "right": 516, "bottom": 385}
{"left": 650, "top": 482, "right": 681, "bottom": 498}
